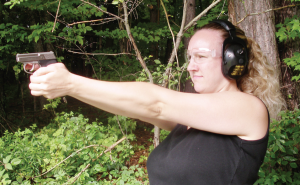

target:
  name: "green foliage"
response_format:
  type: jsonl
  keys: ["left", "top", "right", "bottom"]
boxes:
{"left": 158, "top": 129, "right": 170, "bottom": 142}
{"left": 43, "top": 97, "right": 62, "bottom": 110}
{"left": 276, "top": 16, "right": 300, "bottom": 42}
{"left": 3, "top": 0, "right": 25, "bottom": 9}
{"left": 196, "top": 1, "right": 228, "bottom": 28}
{"left": 276, "top": 16, "right": 300, "bottom": 81}
{"left": 254, "top": 110, "right": 300, "bottom": 185}
{"left": 283, "top": 52, "right": 300, "bottom": 81}
{"left": 0, "top": 112, "right": 148, "bottom": 184}
{"left": 137, "top": 57, "right": 188, "bottom": 90}
{"left": 107, "top": 115, "right": 137, "bottom": 139}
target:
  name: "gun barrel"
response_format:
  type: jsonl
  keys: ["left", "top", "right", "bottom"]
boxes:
{"left": 16, "top": 51, "right": 56, "bottom": 62}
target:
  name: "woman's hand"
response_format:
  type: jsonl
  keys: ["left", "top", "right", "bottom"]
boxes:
{"left": 29, "top": 63, "right": 73, "bottom": 99}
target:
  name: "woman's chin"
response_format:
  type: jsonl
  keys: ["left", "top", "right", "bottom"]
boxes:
{"left": 193, "top": 85, "right": 204, "bottom": 93}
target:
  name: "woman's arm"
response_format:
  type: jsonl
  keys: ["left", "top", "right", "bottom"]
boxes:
{"left": 30, "top": 63, "right": 178, "bottom": 131}
{"left": 29, "top": 63, "right": 268, "bottom": 139}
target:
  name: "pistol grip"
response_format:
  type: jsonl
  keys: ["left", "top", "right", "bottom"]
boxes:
{"left": 40, "top": 59, "right": 57, "bottom": 67}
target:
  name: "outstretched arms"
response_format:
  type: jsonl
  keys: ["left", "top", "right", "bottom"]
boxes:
{"left": 29, "top": 63, "right": 178, "bottom": 130}
{"left": 29, "top": 63, "right": 268, "bottom": 139}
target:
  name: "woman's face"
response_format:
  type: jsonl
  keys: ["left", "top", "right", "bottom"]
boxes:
{"left": 187, "top": 29, "right": 231, "bottom": 94}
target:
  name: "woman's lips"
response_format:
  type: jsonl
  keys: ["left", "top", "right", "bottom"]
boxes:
{"left": 193, "top": 75, "right": 203, "bottom": 80}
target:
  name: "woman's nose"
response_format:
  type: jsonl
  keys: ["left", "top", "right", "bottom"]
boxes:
{"left": 187, "top": 60, "right": 198, "bottom": 72}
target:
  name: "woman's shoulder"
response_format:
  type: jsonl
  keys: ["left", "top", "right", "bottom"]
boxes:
{"left": 218, "top": 91, "right": 269, "bottom": 140}
{"left": 218, "top": 91, "right": 267, "bottom": 109}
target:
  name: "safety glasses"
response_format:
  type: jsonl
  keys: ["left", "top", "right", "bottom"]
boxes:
{"left": 185, "top": 48, "right": 221, "bottom": 64}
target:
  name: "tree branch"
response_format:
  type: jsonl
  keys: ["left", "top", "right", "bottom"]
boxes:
{"left": 237, "top": 4, "right": 300, "bottom": 24}
{"left": 52, "top": 0, "right": 61, "bottom": 32}
{"left": 33, "top": 137, "right": 126, "bottom": 179}
{"left": 47, "top": 11, "right": 68, "bottom": 26}
{"left": 65, "top": 164, "right": 90, "bottom": 185}
{"left": 128, "top": 0, "right": 143, "bottom": 16}
{"left": 80, "top": 0, "right": 122, "bottom": 20}
{"left": 122, "top": 0, "right": 153, "bottom": 83}
{"left": 160, "top": 0, "right": 179, "bottom": 66}
{"left": 160, "top": 0, "right": 222, "bottom": 87}
{"left": 0, "top": 114, "right": 15, "bottom": 133}
{"left": 68, "top": 18, "right": 117, "bottom": 26}
{"left": 161, "top": 0, "right": 188, "bottom": 86}
{"left": 184, "top": 0, "right": 222, "bottom": 32}
{"left": 67, "top": 50, "right": 136, "bottom": 56}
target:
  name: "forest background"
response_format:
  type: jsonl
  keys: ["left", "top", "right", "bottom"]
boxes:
{"left": 1, "top": 0, "right": 300, "bottom": 184}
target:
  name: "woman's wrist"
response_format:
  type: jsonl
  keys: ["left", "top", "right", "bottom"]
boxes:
{"left": 67, "top": 73, "right": 80, "bottom": 97}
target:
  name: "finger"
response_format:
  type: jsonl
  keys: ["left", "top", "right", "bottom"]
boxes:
{"left": 32, "top": 63, "right": 66, "bottom": 76}
{"left": 31, "top": 66, "right": 53, "bottom": 77}
{"left": 34, "top": 63, "right": 41, "bottom": 71}
{"left": 31, "top": 90, "right": 57, "bottom": 99}
{"left": 30, "top": 72, "right": 50, "bottom": 84}
{"left": 30, "top": 90, "right": 44, "bottom": 97}
{"left": 29, "top": 82, "right": 46, "bottom": 91}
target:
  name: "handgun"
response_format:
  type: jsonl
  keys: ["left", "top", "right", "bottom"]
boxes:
{"left": 16, "top": 51, "right": 57, "bottom": 74}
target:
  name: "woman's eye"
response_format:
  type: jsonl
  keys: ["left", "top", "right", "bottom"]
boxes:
{"left": 187, "top": 55, "right": 192, "bottom": 60}
{"left": 195, "top": 55, "right": 204, "bottom": 59}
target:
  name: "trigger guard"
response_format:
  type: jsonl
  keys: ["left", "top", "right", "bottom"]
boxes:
{"left": 24, "top": 63, "right": 40, "bottom": 74}
{"left": 24, "top": 64, "right": 33, "bottom": 74}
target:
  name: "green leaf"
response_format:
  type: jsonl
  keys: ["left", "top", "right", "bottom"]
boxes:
{"left": 35, "top": 36, "right": 39, "bottom": 43}
{"left": 283, "top": 156, "right": 297, "bottom": 161}
{"left": 94, "top": 164, "right": 107, "bottom": 172}
{"left": 291, "top": 19, "right": 300, "bottom": 31}
{"left": 11, "top": 158, "right": 21, "bottom": 166}
{"left": 282, "top": 160, "right": 288, "bottom": 165}
{"left": 0, "top": 169, "right": 5, "bottom": 178}
{"left": 276, "top": 141, "right": 286, "bottom": 152}
{"left": 3, "top": 155, "right": 11, "bottom": 164}
{"left": 290, "top": 162, "right": 297, "bottom": 168}
{"left": 112, "top": 0, "right": 119, "bottom": 5}
{"left": 76, "top": 35, "right": 84, "bottom": 45}
{"left": 154, "top": 60, "right": 161, "bottom": 64}
{"left": 53, "top": 128, "right": 64, "bottom": 136}
{"left": 5, "top": 163, "right": 13, "bottom": 170}
{"left": 258, "top": 171, "right": 265, "bottom": 177}
{"left": 0, "top": 23, "right": 5, "bottom": 29}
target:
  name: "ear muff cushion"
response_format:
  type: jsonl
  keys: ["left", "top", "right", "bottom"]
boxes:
{"left": 221, "top": 33, "right": 249, "bottom": 80}
{"left": 222, "top": 44, "right": 247, "bottom": 79}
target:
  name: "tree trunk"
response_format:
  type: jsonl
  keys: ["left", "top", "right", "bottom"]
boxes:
{"left": 228, "top": 0, "right": 284, "bottom": 107}
{"left": 0, "top": 68, "right": 6, "bottom": 119}
{"left": 31, "top": 12, "right": 48, "bottom": 112}
{"left": 228, "top": 0, "right": 279, "bottom": 67}
{"left": 149, "top": 1, "right": 160, "bottom": 147}
{"left": 150, "top": 3, "right": 159, "bottom": 60}
{"left": 275, "top": 0, "right": 300, "bottom": 110}
{"left": 184, "top": 0, "right": 196, "bottom": 93}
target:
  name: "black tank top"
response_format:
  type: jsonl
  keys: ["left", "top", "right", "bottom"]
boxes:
{"left": 147, "top": 121, "right": 269, "bottom": 184}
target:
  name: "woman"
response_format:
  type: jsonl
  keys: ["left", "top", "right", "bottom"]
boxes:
{"left": 29, "top": 20, "right": 284, "bottom": 184}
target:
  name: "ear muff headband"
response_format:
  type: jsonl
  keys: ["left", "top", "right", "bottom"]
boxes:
{"left": 211, "top": 20, "right": 249, "bottom": 80}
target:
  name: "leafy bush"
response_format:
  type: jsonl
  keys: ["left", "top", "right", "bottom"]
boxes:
{"left": 0, "top": 112, "right": 148, "bottom": 184}
{"left": 255, "top": 110, "right": 300, "bottom": 185}
{"left": 107, "top": 115, "right": 137, "bottom": 139}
